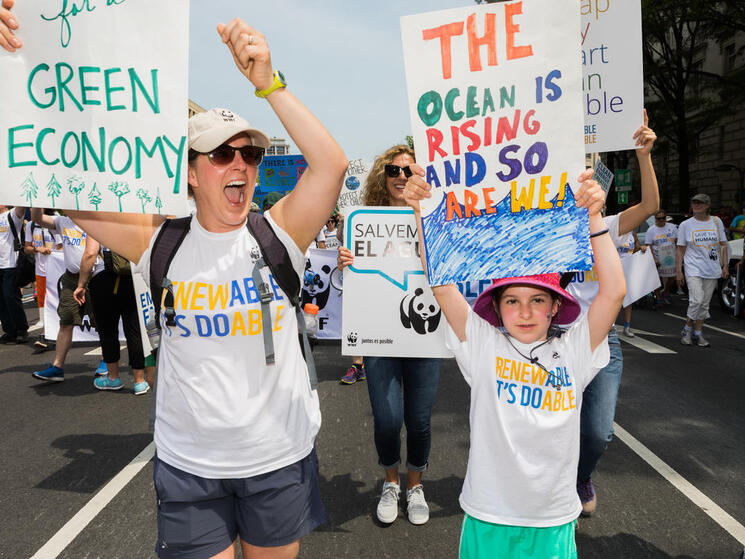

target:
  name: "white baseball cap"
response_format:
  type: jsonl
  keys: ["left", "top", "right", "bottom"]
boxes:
{"left": 188, "top": 108, "right": 271, "bottom": 152}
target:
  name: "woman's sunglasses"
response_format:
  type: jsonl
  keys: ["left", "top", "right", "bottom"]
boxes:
{"left": 190, "top": 144, "right": 265, "bottom": 167}
{"left": 384, "top": 164, "right": 413, "bottom": 178}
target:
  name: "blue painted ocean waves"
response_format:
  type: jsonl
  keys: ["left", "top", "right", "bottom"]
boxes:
{"left": 421, "top": 186, "right": 593, "bottom": 285}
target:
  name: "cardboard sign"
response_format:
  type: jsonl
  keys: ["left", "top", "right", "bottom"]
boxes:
{"left": 342, "top": 207, "right": 451, "bottom": 357}
{"left": 581, "top": 0, "right": 644, "bottom": 153}
{"left": 0, "top": 1, "right": 189, "bottom": 215}
{"left": 132, "top": 268, "right": 155, "bottom": 356}
{"left": 593, "top": 159, "right": 614, "bottom": 199}
{"left": 655, "top": 244, "right": 676, "bottom": 278}
{"left": 401, "top": 1, "right": 591, "bottom": 285}
{"left": 254, "top": 155, "right": 307, "bottom": 207}
{"left": 337, "top": 158, "right": 371, "bottom": 215}
{"left": 303, "top": 249, "right": 342, "bottom": 340}
{"left": 621, "top": 250, "right": 661, "bottom": 307}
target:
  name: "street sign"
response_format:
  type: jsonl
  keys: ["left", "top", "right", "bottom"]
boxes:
{"left": 615, "top": 169, "right": 632, "bottom": 192}
{"left": 618, "top": 191, "right": 629, "bottom": 205}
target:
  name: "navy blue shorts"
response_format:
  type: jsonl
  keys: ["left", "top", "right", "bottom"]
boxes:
{"left": 153, "top": 449, "right": 325, "bottom": 559}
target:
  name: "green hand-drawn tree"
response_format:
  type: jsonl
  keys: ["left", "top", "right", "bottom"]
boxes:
{"left": 154, "top": 188, "right": 163, "bottom": 214}
{"left": 88, "top": 183, "right": 102, "bottom": 210}
{"left": 108, "top": 181, "right": 130, "bottom": 213}
{"left": 20, "top": 173, "right": 38, "bottom": 206}
{"left": 136, "top": 188, "right": 152, "bottom": 214}
{"left": 46, "top": 174, "right": 62, "bottom": 208}
{"left": 67, "top": 175, "right": 85, "bottom": 210}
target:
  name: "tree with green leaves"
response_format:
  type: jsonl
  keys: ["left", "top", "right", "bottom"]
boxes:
{"left": 46, "top": 174, "right": 62, "bottom": 207}
{"left": 20, "top": 172, "right": 38, "bottom": 206}
{"left": 154, "top": 188, "right": 163, "bottom": 214}
{"left": 108, "top": 181, "right": 130, "bottom": 213}
{"left": 67, "top": 175, "right": 86, "bottom": 210}
{"left": 136, "top": 188, "right": 152, "bottom": 214}
{"left": 88, "top": 183, "right": 102, "bottom": 210}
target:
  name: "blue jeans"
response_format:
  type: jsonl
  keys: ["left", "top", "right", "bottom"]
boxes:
{"left": 0, "top": 267, "right": 28, "bottom": 337}
{"left": 578, "top": 327, "right": 622, "bottom": 481}
{"left": 365, "top": 357, "right": 441, "bottom": 472}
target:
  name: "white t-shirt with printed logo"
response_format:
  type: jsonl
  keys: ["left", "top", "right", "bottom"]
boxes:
{"left": 645, "top": 223, "right": 677, "bottom": 277}
{"left": 137, "top": 213, "right": 321, "bottom": 479}
{"left": 0, "top": 210, "right": 25, "bottom": 269}
{"left": 446, "top": 310, "right": 609, "bottom": 527}
{"left": 676, "top": 216, "right": 727, "bottom": 279}
{"left": 25, "top": 221, "right": 62, "bottom": 277}
{"left": 52, "top": 215, "right": 104, "bottom": 276}
{"left": 565, "top": 214, "right": 623, "bottom": 319}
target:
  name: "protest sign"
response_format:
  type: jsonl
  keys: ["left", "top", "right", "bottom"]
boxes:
{"left": 337, "top": 158, "right": 371, "bottom": 215}
{"left": 621, "top": 250, "right": 661, "bottom": 307}
{"left": 342, "top": 207, "right": 451, "bottom": 357}
{"left": 656, "top": 244, "right": 676, "bottom": 278}
{"left": 303, "top": 249, "right": 342, "bottom": 339}
{"left": 0, "top": 1, "right": 189, "bottom": 215}
{"left": 132, "top": 268, "right": 155, "bottom": 356}
{"left": 593, "top": 159, "right": 614, "bottom": 200}
{"left": 254, "top": 155, "right": 307, "bottom": 207}
{"left": 401, "top": 1, "right": 591, "bottom": 286}
{"left": 44, "top": 252, "right": 124, "bottom": 342}
{"left": 581, "top": 0, "right": 644, "bottom": 153}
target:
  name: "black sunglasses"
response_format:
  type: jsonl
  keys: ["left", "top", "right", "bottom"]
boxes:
{"left": 384, "top": 164, "right": 413, "bottom": 178}
{"left": 655, "top": 216, "right": 666, "bottom": 220}
{"left": 190, "top": 144, "right": 265, "bottom": 167}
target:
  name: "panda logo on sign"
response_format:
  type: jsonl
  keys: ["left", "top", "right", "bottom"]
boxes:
{"left": 400, "top": 288, "right": 442, "bottom": 335}
{"left": 302, "top": 261, "right": 333, "bottom": 310}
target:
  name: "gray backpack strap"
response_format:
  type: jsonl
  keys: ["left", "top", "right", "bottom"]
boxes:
{"left": 252, "top": 257, "right": 276, "bottom": 365}
{"left": 296, "top": 306, "right": 318, "bottom": 390}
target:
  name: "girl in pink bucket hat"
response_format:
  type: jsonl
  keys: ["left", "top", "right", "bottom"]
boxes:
{"left": 403, "top": 167, "right": 626, "bottom": 559}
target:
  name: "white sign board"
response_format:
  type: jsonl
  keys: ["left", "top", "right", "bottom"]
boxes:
{"left": 0, "top": 1, "right": 189, "bottom": 215}
{"left": 581, "top": 0, "right": 644, "bottom": 153}
{"left": 401, "top": 1, "right": 591, "bottom": 285}
{"left": 337, "top": 158, "right": 371, "bottom": 215}
{"left": 342, "top": 207, "right": 451, "bottom": 357}
{"left": 621, "top": 250, "right": 661, "bottom": 308}
{"left": 303, "top": 249, "right": 342, "bottom": 340}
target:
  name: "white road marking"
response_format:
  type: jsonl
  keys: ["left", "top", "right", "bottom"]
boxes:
{"left": 614, "top": 423, "right": 745, "bottom": 546}
{"left": 664, "top": 313, "right": 745, "bottom": 340}
{"left": 618, "top": 330, "right": 676, "bottom": 354}
{"left": 30, "top": 441, "right": 155, "bottom": 559}
{"left": 84, "top": 345, "right": 126, "bottom": 356}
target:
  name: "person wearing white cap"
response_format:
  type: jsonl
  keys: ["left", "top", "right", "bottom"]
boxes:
{"left": 676, "top": 193, "right": 729, "bottom": 346}
{"left": 2, "top": 12, "right": 347, "bottom": 559}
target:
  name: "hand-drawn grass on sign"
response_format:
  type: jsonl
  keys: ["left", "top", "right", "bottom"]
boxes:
{"left": 136, "top": 188, "right": 152, "bottom": 214}
{"left": 154, "top": 188, "right": 163, "bottom": 214}
{"left": 67, "top": 175, "right": 85, "bottom": 210}
{"left": 108, "top": 181, "right": 130, "bottom": 213}
{"left": 46, "top": 174, "right": 62, "bottom": 208}
{"left": 88, "top": 183, "right": 102, "bottom": 210}
{"left": 20, "top": 173, "right": 38, "bottom": 206}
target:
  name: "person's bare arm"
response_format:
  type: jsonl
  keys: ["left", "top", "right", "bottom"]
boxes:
{"left": 31, "top": 208, "right": 57, "bottom": 230}
{"left": 73, "top": 237, "right": 100, "bottom": 305}
{"left": 215, "top": 19, "right": 348, "bottom": 252}
{"left": 617, "top": 110, "right": 660, "bottom": 235}
{"left": 676, "top": 245, "right": 686, "bottom": 287}
{"left": 66, "top": 211, "right": 164, "bottom": 264}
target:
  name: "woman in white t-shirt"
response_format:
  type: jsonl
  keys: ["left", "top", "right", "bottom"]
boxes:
{"left": 403, "top": 168, "right": 625, "bottom": 558}
{"left": 9, "top": 17, "right": 348, "bottom": 559}
{"left": 676, "top": 193, "right": 728, "bottom": 347}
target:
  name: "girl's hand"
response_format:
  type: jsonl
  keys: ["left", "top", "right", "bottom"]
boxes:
{"left": 0, "top": 0, "right": 21, "bottom": 52}
{"left": 216, "top": 19, "right": 274, "bottom": 91}
{"left": 574, "top": 169, "right": 604, "bottom": 218}
{"left": 403, "top": 163, "right": 431, "bottom": 214}
{"left": 337, "top": 246, "right": 354, "bottom": 271}
{"left": 633, "top": 109, "right": 657, "bottom": 156}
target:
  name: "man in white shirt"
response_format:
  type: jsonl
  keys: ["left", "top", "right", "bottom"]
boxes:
{"left": 0, "top": 205, "right": 30, "bottom": 344}
{"left": 676, "top": 193, "right": 728, "bottom": 346}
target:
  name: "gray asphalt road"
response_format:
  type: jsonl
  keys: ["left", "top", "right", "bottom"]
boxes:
{"left": 1, "top": 295, "right": 744, "bottom": 558}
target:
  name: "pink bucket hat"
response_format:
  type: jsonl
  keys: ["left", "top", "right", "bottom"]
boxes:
{"left": 473, "top": 273, "right": 581, "bottom": 327}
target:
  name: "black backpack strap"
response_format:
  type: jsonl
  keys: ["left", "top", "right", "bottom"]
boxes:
{"left": 7, "top": 212, "right": 22, "bottom": 253}
{"left": 150, "top": 216, "right": 191, "bottom": 324}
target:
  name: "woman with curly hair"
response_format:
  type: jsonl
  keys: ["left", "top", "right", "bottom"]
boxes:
{"left": 337, "top": 144, "right": 442, "bottom": 526}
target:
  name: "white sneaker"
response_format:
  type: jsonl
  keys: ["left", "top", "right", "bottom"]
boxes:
{"left": 376, "top": 481, "right": 400, "bottom": 524}
{"left": 406, "top": 484, "right": 430, "bottom": 525}
{"left": 623, "top": 326, "right": 635, "bottom": 337}
{"left": 681, "top": 331, "right": 693, "bottom": 345}
{"left": 695, "top": 334, "right": 710, "bottom": 347}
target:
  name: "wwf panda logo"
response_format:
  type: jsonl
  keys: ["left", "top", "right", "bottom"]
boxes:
{"left": 220, "top": 109, "right": 236, "bottom": 121}
{"left": 302, "top": 261, "right": 333, "bottom": 310}
{"left": 249, "top": 245, "right": 261, "bottom": 263}
{"left": 400, "top": 288, "right": 442, "bottom": 335}
{"left": 347, "top": 331, "right": 358, "bottom": 345}
{"left": 708, "top": 248, "right": 719, "bottom": 261}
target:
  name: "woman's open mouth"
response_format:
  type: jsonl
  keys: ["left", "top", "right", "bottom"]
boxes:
{"left": 224, "top": 180, "right": 247, "bottom": 205}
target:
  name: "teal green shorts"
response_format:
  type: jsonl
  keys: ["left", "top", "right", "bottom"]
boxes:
{"left": 459, "top": 514, "right": 577, "bottom": 559}
{"left": 144, "top": 353, "right": 156, "bottom": 368}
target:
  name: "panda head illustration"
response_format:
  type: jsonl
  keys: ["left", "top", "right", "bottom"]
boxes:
{"left": 249, "top": 245, "right": 262, "bottom": 262}
{"left": 400, "top": 288, "right": 442, "bottom": 335}
{"left": 347, "top": 331, "right": 358, "bottom": 345}
{"left": 302, "top": 264, "right": 333, "bottom": 310}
